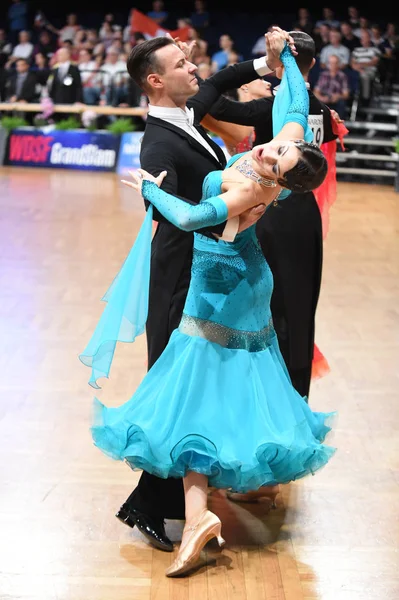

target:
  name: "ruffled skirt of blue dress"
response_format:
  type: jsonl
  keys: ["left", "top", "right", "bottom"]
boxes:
{"left": 92, "top": 328, "right": 336, "bottom": 492}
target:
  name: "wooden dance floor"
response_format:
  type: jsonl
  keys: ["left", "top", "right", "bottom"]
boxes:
{"left": 0, "top": 167, "right": 398, "bottom": 599}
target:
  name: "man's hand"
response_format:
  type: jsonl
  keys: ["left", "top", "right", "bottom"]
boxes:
{"left": 237, "top": 204, "right": 266, "bottom": 233}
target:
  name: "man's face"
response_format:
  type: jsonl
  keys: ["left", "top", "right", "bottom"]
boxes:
{"left": 320, "top": 25, "right": 330, "bottom": 37}
{"left": 220, "top": 35, "right": 232, "bottom": 50}
{"left": 151, "top": 44, "right": 198, "bottom": 102}
{"left": 16, "top": 59, "right": 28, "bottom": 73}
{"left": 79, "top": 50, "right": 90, "bottom": 62}
{"left": 341, "top": 23, "right": 351, "bottom": 36}
{"left": 57, "top": 48, "right": 69, "bottom": 63}
{"left": 330, "top": 31, "right": 341, "bottom": 45}
{"left": 328, "top": 55, "right": 340, "bottom": 71}
{"left": 361, "top": 31, "right": 371, "bottom": 46}
{"left": 107, "top": 49, "right": 119, "bottom": 63}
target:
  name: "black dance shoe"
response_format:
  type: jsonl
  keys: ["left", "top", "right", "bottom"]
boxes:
{"left": 115, "top": 505, "right": 174, "bottom": 552}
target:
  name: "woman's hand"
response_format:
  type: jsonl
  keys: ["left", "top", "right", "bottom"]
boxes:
{"left": 166, "top": 32, "right": 197, "bottom": 61}
{"left": 121, "top": 169, "right": 167, "bottom": 195}
{"left": 330, "top": 109, "right": 344, "bottom": 124}
{"left": 176, "top": 39, "right": 197, "bottom": 61}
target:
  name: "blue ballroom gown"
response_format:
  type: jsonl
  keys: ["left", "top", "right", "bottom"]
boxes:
{"left": 90, "top": 153, "right": 336, "bottom": 493}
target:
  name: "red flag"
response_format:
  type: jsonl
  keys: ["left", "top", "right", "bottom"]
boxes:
{"left": 130, "top": 9, "right": 190, "bottom": 42}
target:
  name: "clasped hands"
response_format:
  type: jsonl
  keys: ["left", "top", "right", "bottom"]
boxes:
{"left": 168, "top": 26, "right": 296, "bottom": 72}
{"left": 264, "top": 26, "right": 297, "bottom": 71}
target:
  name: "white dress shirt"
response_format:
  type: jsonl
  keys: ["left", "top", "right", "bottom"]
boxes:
{"left": 57, "top": 61, "right": 70, "bottom": 80}
{"left": 148, "top": 104, "right": 219, "bottom": 159}
{"left": 148, "top": 104, "right": 239, "bottom": 240}
{"left": 11, "top": 42, "right": 34, "bottom": 60}
{"left": 147, "top": 57, "right": 273, "bottom": 241}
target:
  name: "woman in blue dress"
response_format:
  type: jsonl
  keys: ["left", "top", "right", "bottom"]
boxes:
{"left": 80, "top": 32, "right": 336, "bottom": 577}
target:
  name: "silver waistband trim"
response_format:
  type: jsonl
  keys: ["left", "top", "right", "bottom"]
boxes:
{"left": 179, "top": 314, "right": 275, "bottom": 352}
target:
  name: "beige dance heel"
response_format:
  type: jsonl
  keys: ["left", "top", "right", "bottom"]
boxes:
{"left": 226, "top": 485, "right": 280, "bottom": 508}
{"left": 165, "top": 509, "right": 225, "bottom": 577}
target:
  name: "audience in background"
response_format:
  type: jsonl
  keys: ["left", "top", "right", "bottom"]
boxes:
{"left": 7, "top": 0, "right": 29, "bottom": 45}
{"left": 351, "top": 29, "right": 382, "bottom": 105}
{"left": 293, "top": 8, "right": 314, "bottom": 35}
{"left": 339, "top": 22, "right": 359, "bottom": 52}
{"left": 353, "top": 17, "right": 370, "bottom": 39}
{"left": 0, "top": 3, "right": 397, "bottom": 122}
{"left": 314, "top": 8, "right": 341, "bottom": 31}
{"left": 313, "top": 23, "right": 332, "bottom": 55}
{"left": 147, "top": 0, "right": 168, "bottom": 27}
{"left": 6, "top": 30, "right": 33, "bottom": 67}
{"left": 31, "top": 51, "right": 50, "bottom": 91}
{"left": 0, "top": 28, "right": 13, "bottom": 66}
{"left": 211, "top": 34, "right": 239, "bottom": 72}
{"left": 347, "top": 6, "right": 360, "bottom": 30}
{"left": 33, "top": 29, "right": 57, "bottom": 60}
{"left": 6, "top": 56, "right": 36, "bottom": 102}
{"left": 190, "top": 0, "right": 209, "bottom": 30}
{"left": 314, "top": 54, "right": 350, "bottom": 116}
{"left": 48, "top": 47, "right": 83, "bottom": 106}
{"left": 319, "top": 30, "right": 350, "bottom": 69}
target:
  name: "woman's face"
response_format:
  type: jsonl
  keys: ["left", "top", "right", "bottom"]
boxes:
{"left": 35, "top": 52, "right": 45, "bottom": 66}
{"left": 251, "top": 140, "right": 300, "bottom": 182}
{"left": 247, "top": 78, "right": 272, "bottom": 98}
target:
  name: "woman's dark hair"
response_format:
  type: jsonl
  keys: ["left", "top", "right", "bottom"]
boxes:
{"left": 35, "top": 51, "right": 48, "bottom": 66}
{"left": 127, "top": 37, "right": 175, "bottom": 92}
{"left": 277, "top": 141, "right": 327, "bottom": 192}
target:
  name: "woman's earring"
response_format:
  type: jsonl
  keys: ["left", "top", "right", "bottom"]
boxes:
{"left": 273, "top": 190, "right": 281, "bottom": 206}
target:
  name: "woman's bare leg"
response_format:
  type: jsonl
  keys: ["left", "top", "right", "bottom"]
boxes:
{"left": 180, "top": 471, "right": 209, "bottom": 549}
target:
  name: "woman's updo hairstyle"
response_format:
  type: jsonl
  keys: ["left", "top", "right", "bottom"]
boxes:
{"left": 277, "top": 140, "right": 327, "bottom": 192}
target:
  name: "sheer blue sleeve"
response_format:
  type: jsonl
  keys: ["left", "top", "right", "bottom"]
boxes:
{"left": 280, "top": 44, "right": 309, "bottom": 130}
{"left": 141, "top": 180, "right": 228, "bottom": 232}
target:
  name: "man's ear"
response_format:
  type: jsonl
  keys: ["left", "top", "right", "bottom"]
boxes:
{"left": 147, "top": 73, "right": 163, "bottom": 89}
{"left": 309, "top": 57, "right": 316, "bottom": 71}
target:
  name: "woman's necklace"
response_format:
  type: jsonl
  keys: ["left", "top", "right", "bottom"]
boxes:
{"left": 235, "top": 158, "right": 280, "bottom": 206}
{"left": 235, "top": 158, "right": 277, "bottom": 188}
